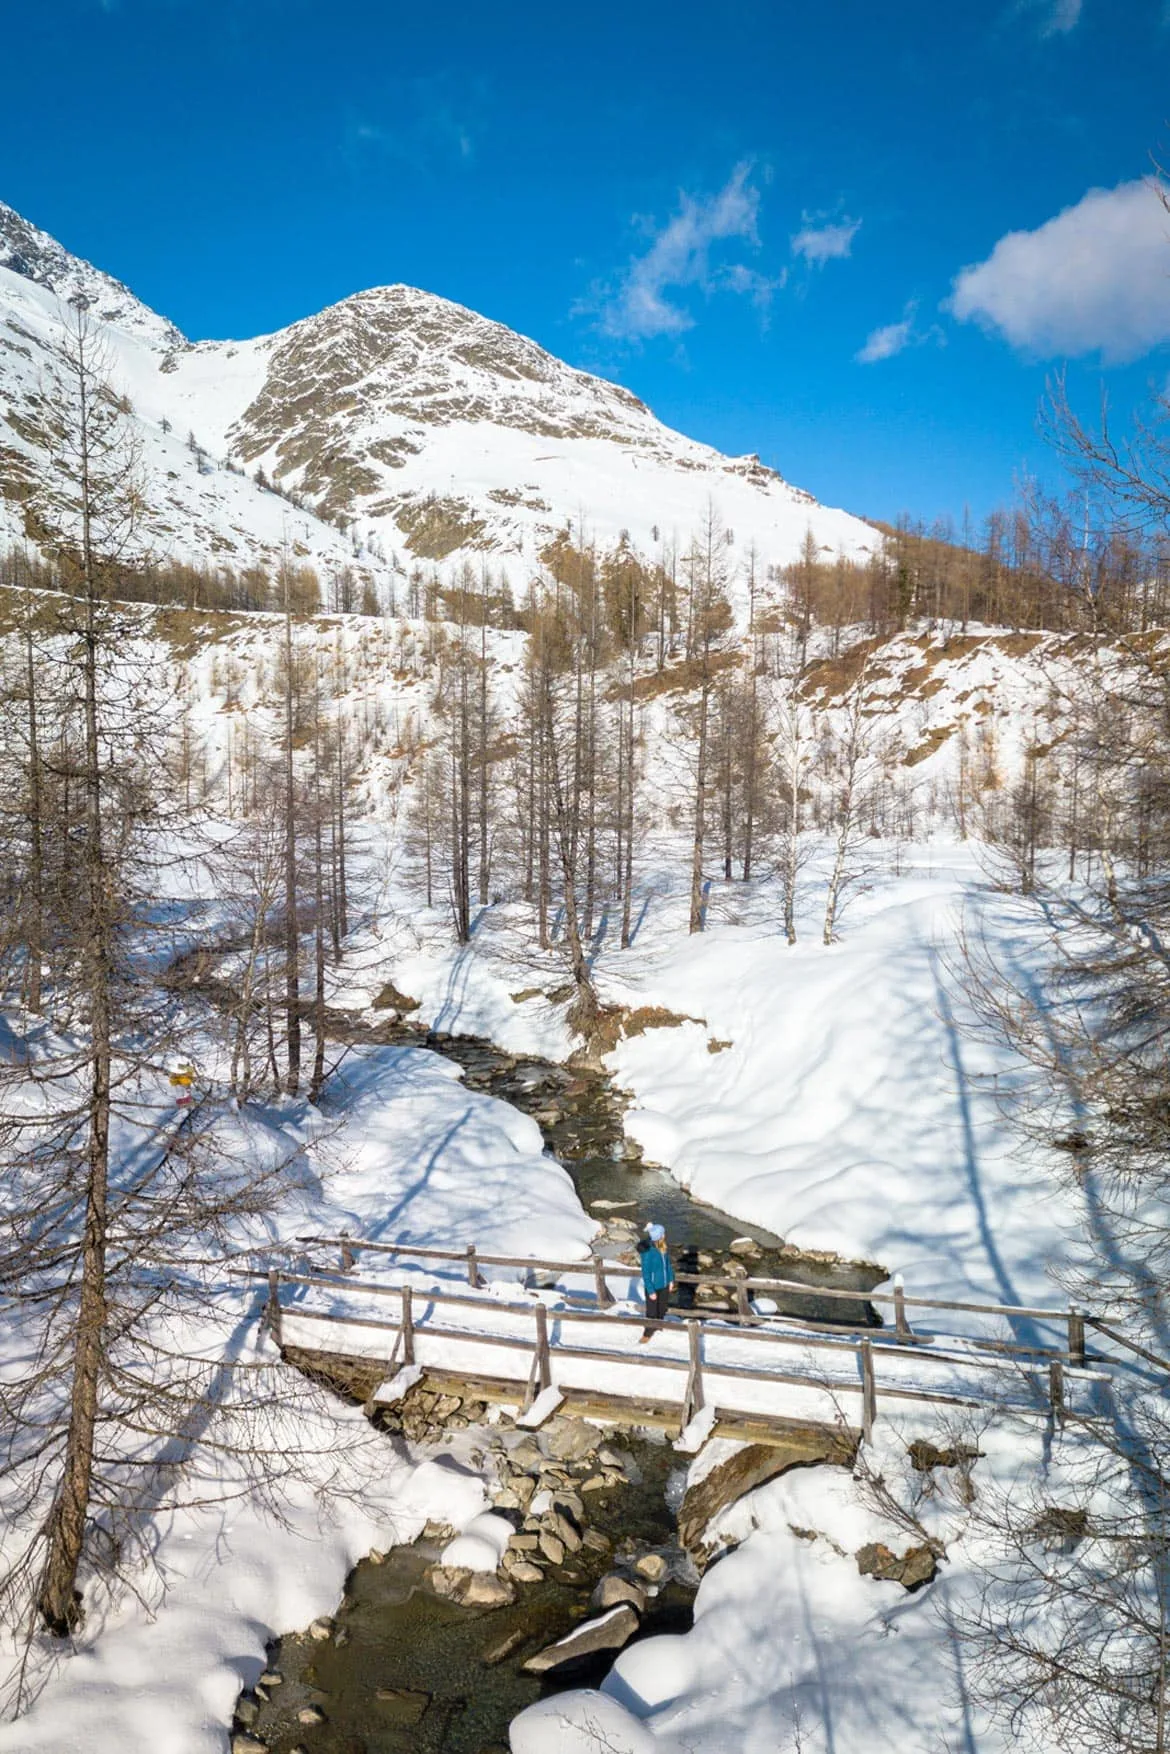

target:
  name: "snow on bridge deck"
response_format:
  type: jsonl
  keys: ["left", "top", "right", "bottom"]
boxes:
{"left": 254, "top": 1243, "right": 1126, "bottom": 1440}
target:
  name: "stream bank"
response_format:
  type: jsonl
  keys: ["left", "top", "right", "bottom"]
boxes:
{"left": 324, "top": 1014, "right": 888, "bottom": 1326}
{"left": 230, "top": 1415, "right": 698, "bottom": 1754}
{"left": 218, "top": 983, "right": 890, "bottom": 1754}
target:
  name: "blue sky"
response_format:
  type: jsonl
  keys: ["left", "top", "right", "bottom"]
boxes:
{"left": 4, "top": 0, "right": 1169, "bottom": 529}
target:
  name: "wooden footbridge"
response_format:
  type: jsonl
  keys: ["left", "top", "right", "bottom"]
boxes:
{"left": 230, "top": 1235, "right": 1166, "bottom": 1448}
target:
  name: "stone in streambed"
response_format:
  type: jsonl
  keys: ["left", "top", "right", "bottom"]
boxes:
{"left": 297, "top": 1705, "right": 326, "bottom": 1725}
{"left": 483, "top": 1628, "right": 529, "bottom": 1666}
{"left": 633, "top": 1551, "right": 667, "bottom": 1583}
{"left": 545, "top": 1510, "right": 583, "bottom": 1552}
{"left": 373, "top": 1687, "right": 430, "bottom": 1724}
{"left": 425, "top": 1564, "right": 516, "bottom": 1607}
{"left": 231, "top": 1738, "right": 267, "bottom": 1754}
{"left": 538, "top": 1530, "right": 565, "bottom": 1566}
{"left": 522, "top": 1604, "right": 640, "bottom": 1674}
{"left": 506, "top": 1559, "right": 545, "bottom": 1583}
{"left": 591, "top": 1574, "right": 648, "bottom": 1613}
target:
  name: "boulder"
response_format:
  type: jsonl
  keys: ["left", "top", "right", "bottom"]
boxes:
{"left": 297, "top": 1706, "right": 326, "bottom": 1726}
{"left": 633, "top": 1551, "right": 667, "bottom": 1583}
{"left": 508, "top": 1559, "right": 545, "bottom": 1584}
{"left": 591, "top": 1574, "right": 648, "bottom": 1613}
{"left": 545, "top": 1418, "right": 599, "bottom": 1462}
{"left": 678, "top": 1432, "right": 856, "bottom": 1559}
{"left": 231, "top": 1738, "right": 267, "bottom": 1754}
{"left": 582, "top": 1527, "right": 612, "bottom": 1554}
{"left": 307, "top": 1616, "right": 334, "bottom": 1641}
{"left": 425, "top": 1563, "right": 517, "bottom": 1607}
{"left": 856, "top": 1541, "right": 938, "bottom": 1591}
{"left": 728, "top": 1237, "right": 763, "bottom": 1259}
{"left": 522, "top": 1604, "right": 640, "bottom": 1675}
{"left": 461, "top": 1571, "right": 517, "bottom": 1608}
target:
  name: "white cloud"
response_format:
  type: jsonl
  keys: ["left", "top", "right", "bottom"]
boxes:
{"left": 791, "top": 218, "right": 860, "bottom": 264}
{"left": 1040, "top": 0, "right": 1082, "bottom": 34}
{"left": 1014, "top": 0, "right": 1083, "bottom": 34}
{"left": 856, "top": 302, "right": 918, "bottom": 364}
{"left": 595, "top": 163, "right": 775, "bottom": 341}
{"left": 948, "top": 179, "right": 1170, "bottom": 363}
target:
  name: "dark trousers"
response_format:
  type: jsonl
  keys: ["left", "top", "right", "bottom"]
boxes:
{"left": 643, "top": 1286, "right": 670, "bottom": 1336}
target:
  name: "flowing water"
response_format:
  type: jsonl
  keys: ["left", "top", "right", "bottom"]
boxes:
{"left": 234, "top": 1436, "right": 693, "bottom": 1754}
{"left": 220, "top": 993, "right": 888, "bottom": 1752}
{"left": 396, "top": 1026, "right": 887, "bottom": 1327}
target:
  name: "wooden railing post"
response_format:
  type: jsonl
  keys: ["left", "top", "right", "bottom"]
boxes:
{"left": 400, "top": 1284, "right": 414, "bottom": 1366}
{"left": 860, "top": 1338, "right": 876, "bottom": 1445}
{"left": 266, "top": 1269, "right": 283, "bottom": 1347}
{"left": 894, "top": 1274, "right": 911, "bottom": 1343}
{"left": 466, "top": 1244, "right": 485, "bottom": 1290}
{"left": 534, "top": 1300, "right": 552, "bottom": 1393}
{"left": 735, "top": 1277, "right": 752, "bottom": 1325}
{"left": 682, "top": 1318, "right": 705, "bottom": 1430}
{"left": 1049, "top": 1359, "right": 1065, "bottom": 1425}
{"left": 1067, "top": 1306, "right": 1086, "bottom": 1368}
{"left": 340, "top": 1230, "right": 355, "bottom": 1273}
{"left": 593, "top": 1256, "right": 615, "bottom": 1308}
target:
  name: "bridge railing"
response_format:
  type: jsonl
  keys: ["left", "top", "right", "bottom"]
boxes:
{"left": 226, "top": 1253, "right": 1122, "bottom": 1444}
{"left": 285, "top": 1231, "right": 1111, "bottom": 1368}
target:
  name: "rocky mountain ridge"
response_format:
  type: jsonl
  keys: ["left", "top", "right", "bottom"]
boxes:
{"left": 0, "top": 201, "right": 877, "bottom": 594}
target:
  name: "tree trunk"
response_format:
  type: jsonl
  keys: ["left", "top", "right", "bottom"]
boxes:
{"left": 282, "top": 594, "right": 301, "bottom": 1095}
{"left": 40, "top": 342, "right": 111, "bottom": 1631}
{"left": 689, "top": 678, "right": 710, "bottom": 934}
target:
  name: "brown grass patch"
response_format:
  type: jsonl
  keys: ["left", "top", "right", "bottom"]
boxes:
{"left": 799, "top": 639, "right": 886, "bottom": 701}
{"left": 903, "top": 725, "right": 956, "bottom": 766}
{"left": 372, "top": 980, "right": 421, "bottom": 1014}
{"left": 631, "top": 652, "right": 739, "bottom": 701}
{"left": 623, "top": 1004, "right": 706, "bottom": 1038}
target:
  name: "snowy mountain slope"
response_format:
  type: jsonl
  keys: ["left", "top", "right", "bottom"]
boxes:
{"left": 0, "top": 217, "right": 387, "bottom": 590}
{"left": 0, "top": 201, "right": 877, "bottom": 590}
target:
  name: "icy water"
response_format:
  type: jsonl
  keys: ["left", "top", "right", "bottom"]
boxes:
{"left": 218, "top": 991, "right": 887, "bottom": 1753}
{"left": 380, "top": 1024, "right": 887, "bottom": 1328}
{"left": 234, "top": 1436, "right": 695, "bottom": 1754}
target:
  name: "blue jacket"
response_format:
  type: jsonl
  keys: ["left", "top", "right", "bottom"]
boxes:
{"left": 641, "top": 1243, "right": 673, "bottom": 1294}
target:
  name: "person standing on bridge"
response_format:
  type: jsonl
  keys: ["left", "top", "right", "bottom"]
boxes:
{"left": 638, "top": 1222, "right": 674, "bottom": 1342}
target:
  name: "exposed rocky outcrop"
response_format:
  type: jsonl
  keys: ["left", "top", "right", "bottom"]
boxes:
{"left": 679, "top": 1430, "right": 857, "bottom": 1560}
{"left": 855, "top": 1540, "right": 939, "bottom": 1591}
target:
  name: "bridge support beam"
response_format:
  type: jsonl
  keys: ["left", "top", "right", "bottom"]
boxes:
{"left": 860, "top": 1338, "right": 876, "bottom": 1445}
{"left": 682, "top": 1318, "right": 705, "bottom": 1430}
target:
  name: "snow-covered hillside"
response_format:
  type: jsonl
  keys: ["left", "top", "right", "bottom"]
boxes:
{"left": 0, "top": 201, "right": 877, "bottom": 591}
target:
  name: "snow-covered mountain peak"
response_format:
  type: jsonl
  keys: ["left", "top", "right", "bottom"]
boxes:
{"left": 0, "top": 202, "right": 182, "bottom": 349}
{"left": 0, "top": 198, "right": 878, "bottom": 586}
